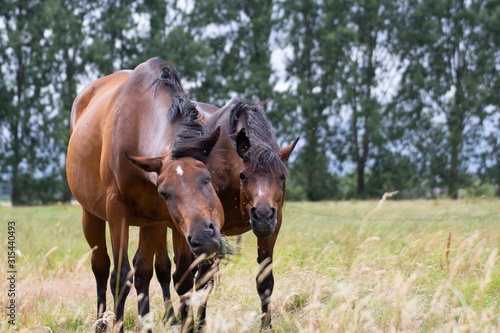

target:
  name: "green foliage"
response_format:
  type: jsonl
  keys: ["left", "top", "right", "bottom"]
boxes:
{"left": 480, "top": 124, "right": 500, "bottom": 195}
{"left": 275, "top": 0, "right": 352, "bottom": 200}
{"left": 332, "top": 0, "right": 398, "bottom": 197}
{"left": 0, "top": 0, "right": 63, "bottom": 205}
{"left": 86, "top": 0, "right": 139, "bottom": 73}
{"left": 12, "top": 173, "right": 66, "bottom": 205}
{"left": 1, "top": 0, "right": 499, "bottom": 203}
{"left": 188, "top": 0, "right": 276, "bottom": 104}
{"left": 393, "top": 0, "right": 500, "bottom": 198}
{"left": 459, "top": 181, "right": 497, "bottom": 198}
{"left": 286, "top": 163, "right": 341, "bottom": 201}
{"left": 364, "top": 150, "right": 429, "bottom": 199}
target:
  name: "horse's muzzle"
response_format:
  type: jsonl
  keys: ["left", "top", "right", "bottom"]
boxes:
{"left": 187, "top": 222, "right": 222, "bottom": 257}
{"left": 249, "top": 205, "right": 278, "bottom": 238}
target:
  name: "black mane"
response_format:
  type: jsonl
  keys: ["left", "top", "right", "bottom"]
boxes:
{"left": 227, "top": 98, "right": 287, "bottom": 175}
{"left": 150, "top": 58, "right": 214, "bottom": 164}
{"left": 170, "top": 107, "right": 215, "bottom": 164}
{"left": 151, "top": 58, "right": 193, "bottom": 122}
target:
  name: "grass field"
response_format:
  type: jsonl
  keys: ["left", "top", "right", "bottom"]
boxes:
{"left": 1, "top": 198, "right": 499, "bottom": 332}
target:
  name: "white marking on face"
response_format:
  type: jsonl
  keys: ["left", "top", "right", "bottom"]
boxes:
{"left": 258, "top": 186, "right": 264, "bottom": 197}
{"left": 176, "top": 166, "right": 184, "bottom": 176}
{"left": 257, "top": 184, "right": 270, "bottom": 198}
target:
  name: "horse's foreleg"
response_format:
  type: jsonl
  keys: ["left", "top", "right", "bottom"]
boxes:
{"left": 195, "top": 259, "right": 218, "bottom": 329}
{"left": 106, "top": 196, "right": 133, "bottom": 333}
{"left": 172, "top": 229, "right": 196, "bottom": 332}
{"left": 133, "top": 225, "right": 163, "bottom": 332}
{"left": 153, "top": 225, "right": 176, "bottom": 324}
{"left": 82, "top": 209, "right": 110, "bottom": 328}
{"left": 256, "top": 223, "right": 281, "bottom": 329}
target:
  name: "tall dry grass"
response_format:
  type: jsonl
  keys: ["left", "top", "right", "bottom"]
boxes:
{"left": 1, "top": 199, "right": 499, "bottom": 332}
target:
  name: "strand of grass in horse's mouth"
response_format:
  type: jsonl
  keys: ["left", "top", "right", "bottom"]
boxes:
{"left": 205, "top": 252, "right": 217, "bottom": 260}
{"left": 203, "top": 241, "right": 226, "bottom": 260}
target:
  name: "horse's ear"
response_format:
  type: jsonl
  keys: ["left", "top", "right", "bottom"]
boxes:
{"left": 203, "top": 126, "right": 221, "bottom": 157}
{"left": 279, "top": 137, "right": 299, "bottom": 163}
{"left": 236, "top": 128, "right": 251, "bottom": 159}
{"left": 125, "top": 152, "right": 163, "bottom": 173}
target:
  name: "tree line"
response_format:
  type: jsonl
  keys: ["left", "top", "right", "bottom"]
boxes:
{"left": 1, "top": 0, "right": 499, "bottom": 205}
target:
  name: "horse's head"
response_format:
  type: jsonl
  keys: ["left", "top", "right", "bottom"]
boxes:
{"left": 127, "top": 127, "right": 224, "bottom": 257}
{"left": 236, "top": 128, "right": 299, "bottom": 239}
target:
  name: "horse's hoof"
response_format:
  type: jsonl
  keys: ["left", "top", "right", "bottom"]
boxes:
{"left": 170, "top": 316, "right": 179, "bottom": 325}
{"left": 95, "top": 322, "right": 107, "bottom": 333}
{"left": 163, "top": 314, "right": 179, "bottom": 326}
{"left": 260, "top": 319, "right": 272, "bottom": 331}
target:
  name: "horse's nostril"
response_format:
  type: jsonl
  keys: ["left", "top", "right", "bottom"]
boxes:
{"left": 250, "top": 205, "right": 276, "bottom": 221}
{"left": 269, "top": 207, "right": 277, "bottom": 219}
{"left": 207, "top": 222, "right": 216, "bottom": 237}
{"left": 187, "top": 224, "right": 221, "bottom": 257}
{"left": 250, "top": 206, "right": 258, "bottom": 220}
{"left": 187, "top": 235, "right": 193, "bottom": 245}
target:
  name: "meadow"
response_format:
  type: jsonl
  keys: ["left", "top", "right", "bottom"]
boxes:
{"left": 1, "top": 198, "right": 499, "bottom": 332}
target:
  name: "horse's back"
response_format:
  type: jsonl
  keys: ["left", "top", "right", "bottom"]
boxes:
{"left": 70, "top": 70, "right": 131, "bottom": 133}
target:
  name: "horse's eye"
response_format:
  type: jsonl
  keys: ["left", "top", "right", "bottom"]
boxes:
{"left": 159, "top": 191, "right": 170, "bottom": 199}
{"left": 279, "top": 174, "right": 286, "bottom": 181}
{"left": 203, "top": 176, "right": 211, "bottom": 185}
{"left": 239, "top": 172, "right": 246, "bottom": 181}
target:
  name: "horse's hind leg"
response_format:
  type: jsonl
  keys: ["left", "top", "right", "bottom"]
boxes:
{"left": 82, "top": 209, "right": 110, "bottom": 324}
{"left": 132, "top": 224, "right": 164, "bottom": 330}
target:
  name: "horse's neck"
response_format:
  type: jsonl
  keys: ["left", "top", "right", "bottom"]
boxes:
{"left": 133, "top": 111, "right": 174, "bottom": 157}
{"left": 205, "top": 111, "right": 241, "bottom": 191}
{"left": 113, "top": 60, "right": 179, "bottom": 158}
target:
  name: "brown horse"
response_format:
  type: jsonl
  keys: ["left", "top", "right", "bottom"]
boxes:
{"left": 66, "top": 58, "right": 224, "bottom": 332}
{"left": 131, "top": 98, "right": 297, "bottom": 330}
{"left": 195, "top": 99, "right": 299, "bottom": 328}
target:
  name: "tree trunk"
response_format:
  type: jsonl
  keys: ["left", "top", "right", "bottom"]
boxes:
{"left": 306, "top": 121, "right": 318, "bottom": 201}
{"left": 357, "top": 158, "right": 365, "bottom": 196}
{"left": 11, "top": 174, "right": 19, "bottom": 206}
{"left": 307, "top": 169, "right": 316, "bottom": 200}
{"left": 12, "top": 44, "right": 23, "bottom": 206}
{"left": 11, "top": 120, "right": 21, "bottom": 206}
{"left": 449, "top": 143, "right": 459, "bottom": 199}
{"left": 448, "top": 62, "right": 464, "bottom": 200}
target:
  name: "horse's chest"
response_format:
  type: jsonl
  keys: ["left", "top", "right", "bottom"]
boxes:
{"left": 220, "top": 206, "right": 252, "bottom": 236}
{"left": 221, "top": 223, "right": 252, "bottom": 236}
{"left": 129, "top": 200, "right": 173, "bottom": 227}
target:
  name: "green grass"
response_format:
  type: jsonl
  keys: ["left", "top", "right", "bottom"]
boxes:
{"left": 1, "top": 199, "right": 499, "bottom": 332}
